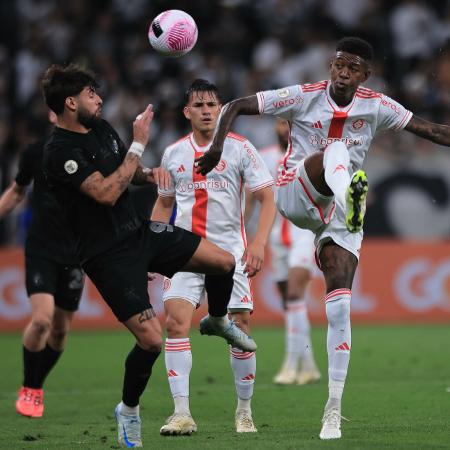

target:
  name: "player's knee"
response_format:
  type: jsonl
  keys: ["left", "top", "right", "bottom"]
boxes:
{"left": 219, "top": 252, "right": 235, "bottom": 274}
{"left": 165, "top": 314, "right": 190, "bottom": 338}
{"left": 30, "top": 316, "right": 52, "bottom": 337}
{"left": 326, "top": 298, "right": 350, "bottom": 325}
{"left": 49, "top": 325, "right": 69, "bottom": 348}
{"left": 137, "top": 336, "right": 163, "bottom": 353}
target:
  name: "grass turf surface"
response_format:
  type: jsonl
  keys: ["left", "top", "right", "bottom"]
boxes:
{"left": 0, "top": 325, "right": 449, "bottom": 449}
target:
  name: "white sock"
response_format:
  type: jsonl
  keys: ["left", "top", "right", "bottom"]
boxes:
{"left": 230, "top": 347, "right": 256, "bottom": 411}
{"left": 284, "top": 301, "right": 303, "bottom": 370}
{"left": 291, "top": 299, "right": 317, "bottom": 371}
{"left": 324, "top": 289, "right": 352, "bottom": 410}
{"left": 164, "top": 338, "right": 192, "bottom": 415}
{"left": 119, "top": 401, "right": 139, "bottom": 416}
{"left": 323, "top": 142, "right": 350, "bottom": 210}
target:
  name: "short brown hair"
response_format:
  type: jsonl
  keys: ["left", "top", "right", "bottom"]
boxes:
{"left": 41, "top": 63, "right": 99, "bottom": 114}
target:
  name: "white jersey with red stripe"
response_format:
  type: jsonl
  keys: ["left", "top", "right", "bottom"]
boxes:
{"left": 256, "top": 80, "right": 412, "bottom": 177}
{"left": 159, "top": 132, "right": 274, "bottom": 272}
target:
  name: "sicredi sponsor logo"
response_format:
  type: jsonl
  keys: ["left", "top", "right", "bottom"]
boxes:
{"left": 177, "top": 179, "right": 229, "bottom": 193}
{"left": 309, "top": 134, "right": 364, "bottom": 148}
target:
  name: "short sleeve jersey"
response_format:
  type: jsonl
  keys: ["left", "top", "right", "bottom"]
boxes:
{"left": 257, "top": 81, "right": 412, "bottom": 175}
{"left": 14, "top": 140, "right": 79, "bottom": 264}
{"left": 44, "top": 120, "right": 142, "bottom": 263}
{"left": 259, "top": 144, "right": 293, "bottom": 249}
{"left": 159, "top": 132, "right": 274, "bottom": 271}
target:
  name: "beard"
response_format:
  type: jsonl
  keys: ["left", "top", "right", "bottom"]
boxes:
{"left": 77, "top": 106, "right": 101, "bottom": 129}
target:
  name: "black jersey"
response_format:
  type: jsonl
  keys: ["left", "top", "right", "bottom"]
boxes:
{"left": 44, "top": 120, "right": 142, "bottom": 263}
{"left": 15, "top": 140, "right": 79, "bottom": 264}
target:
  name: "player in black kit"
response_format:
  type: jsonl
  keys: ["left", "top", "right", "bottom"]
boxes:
{"left": 0, "top": 111, "right": 84, "bottom": 418}
{"left": 42, "top": 64, "right": 256, "bottom": 448}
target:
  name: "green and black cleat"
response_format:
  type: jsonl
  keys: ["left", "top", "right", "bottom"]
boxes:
{"left": 345, "top": 170, "right": 369, "bottom": 233}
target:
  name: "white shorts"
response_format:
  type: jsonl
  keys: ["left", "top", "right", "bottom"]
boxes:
{"left": 275, "top": 160, "right": 363, "bottom": 260}
{"left": 162, "top": 270, "right": 253, "bottom": 311}
{"left": 271, "top": 225, "right": 316, "bottom": 281}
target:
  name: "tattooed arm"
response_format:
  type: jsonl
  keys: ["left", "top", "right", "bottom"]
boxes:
{"left": 80, "top": 152, "right": 140, "bottom": 206}
{"left": 80, "top": 105, "right": 155, "bottom": 206}
{"left": 404, "top": 115, "right": 450, "bottom": 146}
{"left": 195, "top": 95, "right": 259, "bottom": 175}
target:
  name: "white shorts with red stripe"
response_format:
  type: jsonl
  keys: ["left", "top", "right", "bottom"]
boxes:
{"left": 271, "top": 226, "right": 316, "bottom": 282}
{"left": 275, "top": 159, "right": 363, "bottom": 260}
{"left": 162, "top": 270, "right": 253, "bottom": 311}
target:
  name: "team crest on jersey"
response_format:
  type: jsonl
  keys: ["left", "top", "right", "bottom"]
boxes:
{"left": 214, "top": 159, "right": 227, "bottom": 172}
{"left": 64, "top": 160, "right": 78, "bottom": 174}
{"left": 277, "top": 88, "right": 290, "bottom": 98}
{"left": 163, "top": 278, "right": 171, "bottom": 291}
{"left": 352, "top": 119, "right": 365, "bottom": 130}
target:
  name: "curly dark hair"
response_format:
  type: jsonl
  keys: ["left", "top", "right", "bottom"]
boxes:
{"left": 41, "top": 63, "right": 99, "bottom": 114}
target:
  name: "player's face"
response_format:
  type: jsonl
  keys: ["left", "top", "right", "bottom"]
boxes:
{"left": 76, "top": 86, "right": 103, "bottom": 128}
{"left": 184, "top": 91, "right": 221, "bottom": 132}
{"left": 275, "top": 119, "right": 289, "bottom": 149}
{"left": 329, "top": 52, "right": 370, "bottom": 101}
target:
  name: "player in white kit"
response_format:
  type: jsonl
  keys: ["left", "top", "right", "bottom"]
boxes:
{"left": 261, "top": 119, "right": 321, "bottom": 386}
{"left": 195, "top": 37, "right": 450, "bottom": 440}
{"left": 151, "top": 80, "right": 276, "bottom": 435}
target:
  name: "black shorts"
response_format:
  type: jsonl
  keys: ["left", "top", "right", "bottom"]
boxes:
{"left": 25, "top": 256, "right": 84, "bottom": 312}
{"left": 83, "top": 221, "right": 201, "bottom": 322}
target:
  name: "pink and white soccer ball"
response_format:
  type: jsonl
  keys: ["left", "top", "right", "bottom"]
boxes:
{"left": 148, "top": 10, "right": 198, "bottom": 57}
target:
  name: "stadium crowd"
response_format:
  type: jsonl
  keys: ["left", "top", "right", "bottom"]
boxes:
{"left": 2, "top": 0, "right": 450, "bottom": 243}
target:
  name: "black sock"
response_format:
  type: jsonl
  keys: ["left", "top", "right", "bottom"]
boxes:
{"left": 205, "top": 266, "right": 235, "bottom": 317}
{"left": 37, "top": 344, "right": 62, "bottom": 387}
{"left": 122, "top": 344, "right": 160, "bottom": 407}
{"left": 22, "top": 346, "right": 44, "bottom": 389}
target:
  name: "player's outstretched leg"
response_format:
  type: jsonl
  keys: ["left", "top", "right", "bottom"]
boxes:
{"left": 345, "top": 170, "right": 368, "bottom": 233}
{"left": 199, "top": 315, "right": 257, "bottom": 352}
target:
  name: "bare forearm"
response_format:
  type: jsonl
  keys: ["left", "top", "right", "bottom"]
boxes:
{"left": 0, "top": 183, "right": 26, "bottom": 217}
{"left": 212, "top": 96, "right": 259, "bottom": 147}
{"left": 253, "top": 191, "right": 276, "bottom": 246}
{"left": 150, "top": 197, "right": 175, "bottom": 222}
{"left": 405, "top": 115, "right": 450, "bottom": 146}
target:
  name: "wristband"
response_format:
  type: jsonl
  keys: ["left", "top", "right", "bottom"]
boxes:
{"left": 128, "top": 141, "right": 145, "bottom": 158}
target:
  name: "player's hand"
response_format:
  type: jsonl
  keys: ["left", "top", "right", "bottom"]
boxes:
{"left": 241, "top": 240, "right": 265, "bottom": 277}
{"left": 144, "top": 166, "right": 172, "bottom": 190}
{"left": 133, "top": 104, "right": 154, "bottom": 147}
{"left": 194, "top": 144, "right": 222, "bottom": 175}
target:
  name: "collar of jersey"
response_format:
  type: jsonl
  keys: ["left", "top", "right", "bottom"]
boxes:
{"left": 325, "top": 81, "right": 357, "bottom": 114}
{"left": 189, "top": 132, "right": 212, "bottom": 153}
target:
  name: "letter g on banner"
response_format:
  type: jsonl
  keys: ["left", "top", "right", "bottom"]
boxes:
{"left": 395, "top": 258, "right": 450, "bottom": 311}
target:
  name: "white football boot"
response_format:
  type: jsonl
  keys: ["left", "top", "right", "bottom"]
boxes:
{"left": 235, "top": 409, "right": 257, "bottom": 433}
{"left": 160, "top": 413, "right": 197, "bottom": 435}
{"left": 115, "top": 404, "right": 142, "bottom": 448}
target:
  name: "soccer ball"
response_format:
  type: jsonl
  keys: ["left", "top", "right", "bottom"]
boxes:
{"left": 148, "top": 10, "right": 198, "bottom": 57}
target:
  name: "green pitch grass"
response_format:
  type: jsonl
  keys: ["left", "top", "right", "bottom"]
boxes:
{"left": 0, "top": 325, "right": 449, "bottom": 449}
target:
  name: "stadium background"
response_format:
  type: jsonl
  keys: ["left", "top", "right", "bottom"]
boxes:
{"left": 1, "top": 0, "right": 450, "bottom": 329}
